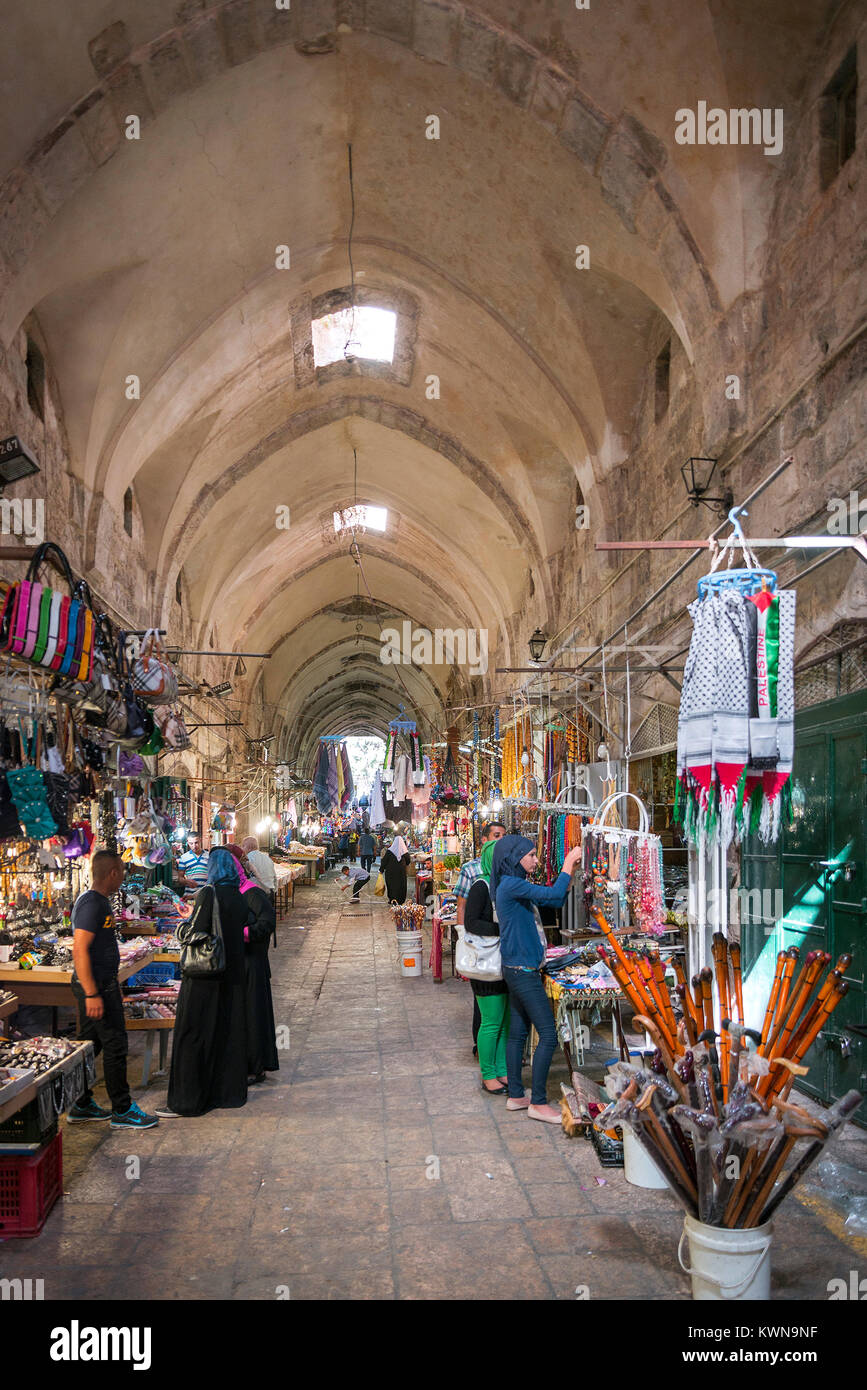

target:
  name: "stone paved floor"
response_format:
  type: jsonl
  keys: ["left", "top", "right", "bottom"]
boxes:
{"left": 1, "top": 870, "right": 864, "bottom": 1299}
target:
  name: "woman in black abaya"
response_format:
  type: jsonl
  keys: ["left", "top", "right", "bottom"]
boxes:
{"left": 225, "top": 843, "right": 279, "bottom": 1084}
{"left": 159, "top": 848, "right": 248, "bottom": 1117}
{"left": 380, "top": 835, "right": 411, "bottom": 905}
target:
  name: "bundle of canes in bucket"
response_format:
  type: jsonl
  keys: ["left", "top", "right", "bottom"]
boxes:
{"left": 591, "top": 907, "right": 861, "bottom": 1299}
{"left": 390, "top": 903, "right": 426, "bottom": 932}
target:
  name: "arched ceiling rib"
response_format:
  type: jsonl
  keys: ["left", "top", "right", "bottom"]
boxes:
{"left": 1, "top": 0, "right": 835, "bottom": 748}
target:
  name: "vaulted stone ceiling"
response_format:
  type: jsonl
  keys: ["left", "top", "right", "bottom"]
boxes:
{"left": 0, "top": 0, "right": 836, "bottom": 761}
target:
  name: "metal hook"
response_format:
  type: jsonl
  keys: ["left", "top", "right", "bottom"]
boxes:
{"left": 728, "top": 505, "right": 748, "bottom": 546}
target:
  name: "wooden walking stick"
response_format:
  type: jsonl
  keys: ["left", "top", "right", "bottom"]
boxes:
{"left": 677, "top": 983, "right": 698, "bottom": 1046}
{"left": 712, "top": 934, "right": 732, "bottom": 1100}
{"left": 729, "top": 941, "right": 744, "bottom": 1025}
{"left": 635, "top": 1084, "right": 698, "bottom": 1206}
{"left": 764, "top": 950, "right": 822, "bottom": 1066}
{"left": 700, "top": 967, "right": 715, "bottom": 1033}
{"left": 757, "top": 1090, "right": 863, "bottom": 1225}
{"left": 771, "top": 981, "right": 849, "bottom": 1102}
{"left": 691, "top": 973, "right": 705, "bottom": 1031}
{"left": 768, "top": 947, "right": 799, "bottom": 1046}
{"left": 759, "top": 950, "right": 788, "bottom": 1050}
{"left": 740, "top": 1116, "right": 827, "bottom": 1229}
{"left": 650, "top": 951, "right": 679, "bottom": 1040}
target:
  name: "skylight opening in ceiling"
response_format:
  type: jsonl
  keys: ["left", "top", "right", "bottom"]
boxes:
{"left": 334, "top": 505, "right": 388, "bottom": 534}
{"left": 312, "top": 306, "right": 396, "bottom": 366}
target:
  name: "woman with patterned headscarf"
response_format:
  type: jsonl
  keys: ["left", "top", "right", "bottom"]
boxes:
{"left": 225, "top": 843, "right": 278, "bottom": 1084}
{"left": 157, "top": 848, "right": 249, "bottom": 1117}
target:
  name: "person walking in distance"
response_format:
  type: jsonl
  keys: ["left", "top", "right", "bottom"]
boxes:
{"left": 358, "top": 827, "right": 376, "bottom": 873}
{"left": 68, "top": 850, "right": 159, "bottom": 1129}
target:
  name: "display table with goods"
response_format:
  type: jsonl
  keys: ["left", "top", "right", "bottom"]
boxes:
{"left": 0, "top": 939, "right": 160, "bottom": 1008}
{"left": 285, "top": 842, "right": 326, "bottom": 884}
{"left": 0, "top": 1037, "right": 94, "bottom": 1238}
{"left": 543, "top": 945, "right": 628, "bottom": 1065}
{"left": 273, "top": 859, "right": 303, "bottom": 915}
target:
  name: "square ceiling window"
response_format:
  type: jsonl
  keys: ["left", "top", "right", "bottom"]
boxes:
{"left": 334, "top": 504, "right": 388, "bottom": 534}
{"left": 312, "top": 306, "right": 396, "bottom": 367}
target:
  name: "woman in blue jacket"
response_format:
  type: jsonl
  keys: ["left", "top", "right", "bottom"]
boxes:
{"left": 490, "top": 835, "right": 583, "bottom": 1124}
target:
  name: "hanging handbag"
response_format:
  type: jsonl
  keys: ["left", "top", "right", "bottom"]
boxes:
{"left": 153, "top": 704, "right": 191, "bottom": 750}
{"left": 374, "top": 872, "right": 386, "bottom": 897}
{"left": 130, "top": 629, "right": 178, "bottom": 704}
{"left": 1, "top": 544, "right": 95, "bottom": 679}
{"left": 177, "top": 884, "right": 225, "bottom": 978}
{"left": 455, "top": 928, "right": 502, "bottom": 982}
{"left": 116, "top": 632, "right": 153, "bottom": 746}
{"left": 5, "top": 766, "right": 58, "bottom": 840}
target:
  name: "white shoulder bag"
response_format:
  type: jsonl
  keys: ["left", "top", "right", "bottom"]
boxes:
{"left": 455, "top": 901, "right": 502, "bottom": 982}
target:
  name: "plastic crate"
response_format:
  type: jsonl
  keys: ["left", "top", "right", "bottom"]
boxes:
{"left": 125, "top": 962, "right": 178, "bottom": 986}
{"left": 0, "top": 1131, "right": 63, "bottom": 1236}
{"left": 0, "top": 1088, "right": 58, "bottom": 1148}
{"left": 589, "top": 1123, "right": 624, "bottom": 1168}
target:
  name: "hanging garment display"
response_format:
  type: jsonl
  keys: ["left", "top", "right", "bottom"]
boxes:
{"left": 675, "top": 555, "right": 795, "bottom": 849}
{"left": 340, "top": 744, "right": 354, "bottom": 807}
{"left": 369, "top": 769, "right": 386, "bottom": 828}
{"left": 325, "top": 743, "right": 339, "bottom": 809}
{"left": 312, "top": 742, "right": 331, "bottom": 813}
{"left": 391, "top": 752, "right": 411, "bottom": 804}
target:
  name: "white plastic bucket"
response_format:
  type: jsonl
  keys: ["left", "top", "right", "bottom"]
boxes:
{"left": 397, "top": 929, "right": 423, "bottom": 977}
{"left": 623, "top": 1127, "right": 668, "bottom": 1189}
{"left": 678, "top": 1215, "right": 773, "bottom": 1301}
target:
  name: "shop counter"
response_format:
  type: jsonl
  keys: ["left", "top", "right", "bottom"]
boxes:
{"left": 0, "top": 952, "right": 161, "bottom": 1009}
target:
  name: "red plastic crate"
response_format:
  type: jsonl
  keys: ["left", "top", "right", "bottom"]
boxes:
{"left": 0, "top": 1131, "right": 63, "bottom": 1237}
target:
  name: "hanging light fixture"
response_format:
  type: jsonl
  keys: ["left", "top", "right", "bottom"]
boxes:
{"left": 0, "top": 436, "right": 40, "bottom": 488}
{"left": 680, "top": 457, "right": 733, "bottom": 515}
{"left": 528, "top": 628, "right": 548, "bottom": 663}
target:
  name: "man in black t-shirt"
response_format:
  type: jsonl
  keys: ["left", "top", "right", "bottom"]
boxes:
{"left": 68, "top": 849, "right": 159, "bottom": 1130}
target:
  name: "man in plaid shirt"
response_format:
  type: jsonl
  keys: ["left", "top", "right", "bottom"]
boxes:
{"left": 456, "top": 822, "right": 507, "bottom": 1055}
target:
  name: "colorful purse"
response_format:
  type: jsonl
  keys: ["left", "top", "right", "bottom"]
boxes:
{"left": 130, "top": 629, "right": 178, "bottom": 704}
{"left": 0, "top": 544, "right": 95, "bottom": 680}
{"left": 5, "top": 766, "right": 58, "bottom": 840}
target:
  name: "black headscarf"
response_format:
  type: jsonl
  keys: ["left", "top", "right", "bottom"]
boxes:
{"left": 488, "top": 834, "right": 535, "bottom": 905}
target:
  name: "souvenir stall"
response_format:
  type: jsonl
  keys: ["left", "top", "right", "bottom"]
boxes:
{"left": 0, "top": 540, "right": 194, "bottom": 1233}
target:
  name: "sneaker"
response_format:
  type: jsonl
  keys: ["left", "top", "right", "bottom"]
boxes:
{"left": 110, "top": 1101, "right": 159, "bottom": 1129}
{"left": 154, "top": 1106, "right": 181, "bottom": 1118}
{"left": 68, "top": 1099, "right": 112, "bottom": 1123}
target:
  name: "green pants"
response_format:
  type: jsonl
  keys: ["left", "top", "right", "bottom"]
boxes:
{"left": 476, "top": 993, "right": 510, "bottom": 1080}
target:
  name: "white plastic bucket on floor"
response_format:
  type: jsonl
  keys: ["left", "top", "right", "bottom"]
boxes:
{"left": 623, "top": 1126, "right": 668, "bottom": 1189}
{"left": 397, "top": 929, "right": 423, "bottom": 977}
{"left": 678, "top": 1214, "right": 773, "bottom": 1301}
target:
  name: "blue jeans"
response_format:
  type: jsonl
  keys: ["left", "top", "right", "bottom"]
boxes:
{"left": 503, "top": 966, "right": 557, "bottom": 1104}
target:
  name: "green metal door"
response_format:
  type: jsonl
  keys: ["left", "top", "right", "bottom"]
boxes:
{"left": 741, "top": 690, "right": 867, "bottom": 1121}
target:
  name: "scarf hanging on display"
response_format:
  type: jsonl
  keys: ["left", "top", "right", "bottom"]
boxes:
{"left": 369, "top": 769, "right": 386, "bottom": 827}
{"left": 325, "top": 743, "right": 339, "bottom": 810}
{"left": 313, "top": 742, "right": 331, "bottom": 813}
{"left": 340, "top": 743, "right": 354, "bottom": 808}
{"left": 674, "top": 546, "right": 795, "bottom": 849}
{"left": 382, "top": 730, "right": 397, "bottom": 785}
{"left": 410, "top": 731, "right": 425, "bottom": 785}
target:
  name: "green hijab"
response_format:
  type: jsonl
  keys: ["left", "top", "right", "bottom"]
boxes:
{"left": 479, "top": 839, "right": 496, "bottom": 882}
